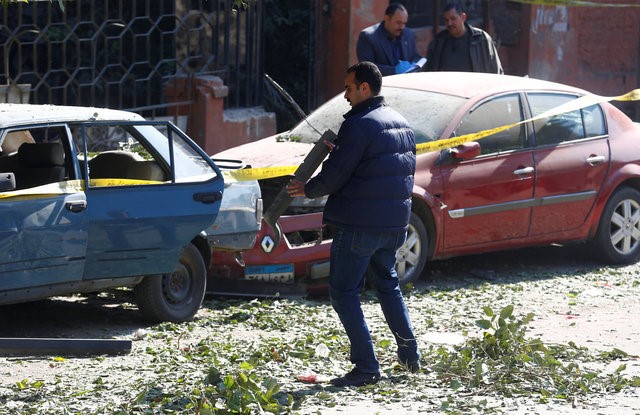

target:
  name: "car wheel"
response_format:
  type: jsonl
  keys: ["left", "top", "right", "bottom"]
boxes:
{"left": 593, "top": 187, "right": 640, "bottom": 264}
{"left": 134, "top": 243, "right": 207, "bottom": 323}
{"left": 395, "top": 212, "right": 428, "bottom": 285}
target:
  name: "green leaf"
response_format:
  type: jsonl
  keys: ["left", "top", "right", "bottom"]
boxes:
{"left": 238, "top": 371, "right": 249, "bottom": 383}
{"left": 615, "top": 364, "right": 628, "bottom": 373}
{"left": 475, "top": 319, "right": 492, "bottom": 330}
{"left": 379, "top": 339, "right": 392, "bottom": 349}
{"left": 497, "top": 318, "right": 507, "bottom": 329}
{"left": 499, "top": 304, "right": 514, "bottom": 320}
{"left": 15, "top": 379, "right": 28, "bottom": 390}
{"left": 240, "top": 361, "right": 254, "bottom": 371}
{"left": 483, "top": 306, "right": 494, "bottom": 317}
{"left": 223, "top": 374, "right": 235, "bottom": 389}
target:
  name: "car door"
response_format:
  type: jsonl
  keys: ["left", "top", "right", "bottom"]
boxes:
{"left": 440, "top": 93, "right": 535, "bottom": 249}
{"left": 0, "top": 125, "right": 88, "bottom": 292}
{"left": 75, "top": 121, "right": 224, "bottom": 280}
{"left": 527, "top": 93, "right": 610, "bottom": 236}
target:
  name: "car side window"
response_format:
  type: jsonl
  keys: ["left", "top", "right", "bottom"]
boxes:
{"left": 582, "top": 104, "right": 606, "bottom": 138}
{"left": 0, "top": 126, "right": 72, "bottom": 190}
{"left": 455, "top": 93, "right": 526, "bottom": 155}
{"left": 71, "top": 124, "right": 170, "bottom": 187}
{"left": 528, "top": 93, "right": 604, "bottom": 146}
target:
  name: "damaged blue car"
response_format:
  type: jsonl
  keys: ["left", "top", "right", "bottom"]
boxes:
{"left": 0, "top": 103, "right": 229, "bottom": 322}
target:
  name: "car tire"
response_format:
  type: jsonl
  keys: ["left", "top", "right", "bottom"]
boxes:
{"left": 395, "top": 211, "right": 429, "bottom": 285}
{"left": 134, "top": 243, "right": 207, "bottom": 323}
{"left": 593, "top": 186, "right": 640, "bottom": 265}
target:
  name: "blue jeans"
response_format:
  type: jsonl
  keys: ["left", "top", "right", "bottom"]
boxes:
{"left": 329, "top": 226, "right": 420, "bottom": 374}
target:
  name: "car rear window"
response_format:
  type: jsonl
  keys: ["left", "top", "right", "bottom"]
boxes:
{"left": 527, "top": 93, "right": 606, "bottom": 146}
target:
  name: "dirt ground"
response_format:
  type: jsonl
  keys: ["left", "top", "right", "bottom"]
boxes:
{"left": 1, "top": 245, "right": 639, "bottom": 414}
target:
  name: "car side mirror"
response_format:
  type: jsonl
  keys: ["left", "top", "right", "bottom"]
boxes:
{"left": 451, "top": 142, "right": 481, "bottom": 160}
{"left": 0, "top": 172, "right": 16, "bottom": 192}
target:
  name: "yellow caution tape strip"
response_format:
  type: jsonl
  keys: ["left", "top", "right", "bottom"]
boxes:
{"left": 222, "top": 165, "right": 298, "bottom": 182}
{"left": 0, "top": 178, "right": 163, "bottom": 200}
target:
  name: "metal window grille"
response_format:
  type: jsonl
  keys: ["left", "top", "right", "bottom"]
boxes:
{"left": 0, "top": 0, "right": 262, "bottom": 116}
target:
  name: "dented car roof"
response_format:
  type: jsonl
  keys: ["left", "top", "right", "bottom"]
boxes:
{"left": 0, "top": 103, "right": 143, "bottom": 127}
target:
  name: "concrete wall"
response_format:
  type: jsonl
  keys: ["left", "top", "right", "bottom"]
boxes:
{"left": 166, "top": 76, "right": 276, "bottom": 155}
{"left": 528, "top": 5, "right": 639, "bottom": 96}
{"left": 526, "top": 5, "right": 640, "bottom": 119}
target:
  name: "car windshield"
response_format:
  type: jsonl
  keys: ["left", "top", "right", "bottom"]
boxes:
{"left": 283, "top": 86, "right": 466, "bottom": 144}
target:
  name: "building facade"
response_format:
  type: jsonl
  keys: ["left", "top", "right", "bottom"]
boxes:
{"left": 310, "top": 1, "right": 639, "bottom": 121}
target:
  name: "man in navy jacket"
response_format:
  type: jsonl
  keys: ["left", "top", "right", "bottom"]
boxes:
{"left": 287, "top": 61, "right": 420, "bottom": 387}
{"left": 356, "top": 3, "right": 423, "bottom": 76}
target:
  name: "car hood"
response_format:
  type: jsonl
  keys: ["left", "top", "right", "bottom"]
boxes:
{"left": 213, "top": 133, "right": 328, "bottom": 220}
{"left": 213, "top": 135, "right": 315, "bottom": 168}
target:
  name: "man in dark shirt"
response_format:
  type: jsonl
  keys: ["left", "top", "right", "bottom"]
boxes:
{"left": 425, "top": 2, "right": 503, "bottom": 73}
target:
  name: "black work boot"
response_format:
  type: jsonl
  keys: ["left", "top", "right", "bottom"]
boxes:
{"left": 330, "top": 368, "right": 381, "bottom": 387}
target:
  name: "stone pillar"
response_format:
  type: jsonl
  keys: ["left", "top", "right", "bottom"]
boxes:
{"left": 186, "top": 76, "right": 229, "bottom": 153}
{"left": 165, "top": 75, "right": 276, "bottom": 155}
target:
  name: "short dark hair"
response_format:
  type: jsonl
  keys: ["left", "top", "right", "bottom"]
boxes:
{"left": 444, "top": 2, "right": 466, "bottom": 14}
{"left": 385, "top": 3, "right": 407, "bottom": 17}
{"left": 347, "top": 61, "right": 382, "bottom": 96}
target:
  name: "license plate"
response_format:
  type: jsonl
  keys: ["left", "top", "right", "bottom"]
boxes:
{"left": 244, "top": 264, "right": 294, "bottom": 283}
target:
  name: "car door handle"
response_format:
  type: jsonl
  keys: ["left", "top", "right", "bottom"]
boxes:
{"left": 586, "top": 155, "right": 606, "bottom": 166}
{"left": 193, "top": 191, "right": 223, "bottom": 204}
{"left": 513, "top": 167, "right": 534, "bottom": 175}
{"left": 65, "top": 200, "right": 87, "bottom": 213}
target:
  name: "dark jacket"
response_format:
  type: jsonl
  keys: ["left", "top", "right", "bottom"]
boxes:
{"left": 357, "top": 22, "right": 423, "bottom": 76}
{"left": 305, "top": 96, "right": 416, "bottom": 232}
{"left": 425, "top": 23, "right": 503, "bottom": 74}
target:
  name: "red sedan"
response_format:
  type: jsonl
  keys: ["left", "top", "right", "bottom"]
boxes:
{"left": 208, "top": 72, "right": 640, "bottom": 296}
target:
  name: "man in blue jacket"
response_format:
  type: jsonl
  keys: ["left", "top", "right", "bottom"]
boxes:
{"left": 287, "top": 61, "right": 420, "bottom": 387}
{"left": 356, "top": 3, "right": 423, "bottom": 76}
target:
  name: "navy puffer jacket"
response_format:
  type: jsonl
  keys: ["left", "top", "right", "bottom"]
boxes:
{"left": 305, "top": 96, "right": 416, "bottom": 232}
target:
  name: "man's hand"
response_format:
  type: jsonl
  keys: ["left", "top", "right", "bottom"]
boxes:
{"left": 395, "top": 60, "right": 413, "bottom": 74}
{"left": 286, "top": 179, "right": 306, "bottom": 198}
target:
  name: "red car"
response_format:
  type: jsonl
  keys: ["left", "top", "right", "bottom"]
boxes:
{"left": 208, "top": 72, "right": 640, "bottom": 296}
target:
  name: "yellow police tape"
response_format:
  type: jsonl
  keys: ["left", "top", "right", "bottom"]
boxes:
{"left": 222, "top": 88, "right": 640, "bottom": 182}
{"left": 222, "top": 165, "right": 298, "bottom": 183}
{"left": 0, "top": 178, "right": 162, "bottom": 200}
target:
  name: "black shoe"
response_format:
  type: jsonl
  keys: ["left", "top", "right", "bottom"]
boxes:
{"left": 406, "top": 360, "right": 420, "bottom": 373}
{"left": 399, "top": 359, "right": 421, "bottom": 373}
{"left": 330, "top": 368, "right": 381, "bottom": 387}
